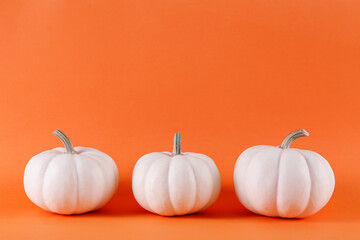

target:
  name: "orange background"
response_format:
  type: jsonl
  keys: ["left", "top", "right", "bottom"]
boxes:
{"left": 1, "top": 0, "right": 360, "bottom": 239}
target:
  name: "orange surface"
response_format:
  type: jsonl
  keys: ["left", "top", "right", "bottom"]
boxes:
{"left": 1, "top": 0, "right": 360, "bottom": 239}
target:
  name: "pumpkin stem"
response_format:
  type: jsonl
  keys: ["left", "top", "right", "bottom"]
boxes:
{"left": 172, "top": 133, "right": 182, "bottom": 155}
{"left": 53, "top": 129, "right": 77, "bottom": 154}
{"left": 279, "top": 129, "right": 309, "bottom": 149}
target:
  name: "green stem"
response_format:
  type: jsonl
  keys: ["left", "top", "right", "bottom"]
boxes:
{"left": 53, "top": 129, "right": 77, "bottom": 154}
{"left": 172, "top": 133, "right": 182, "bottom": 155}
{"left": 279, "top": 129, "right": 309, "bottom": 149}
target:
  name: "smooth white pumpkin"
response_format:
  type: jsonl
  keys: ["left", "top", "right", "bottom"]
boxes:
{"left": 132, "top": 133, "right": 221, "bottom": 216}
{"left": 24, "top": 130, "right": 119, "bottom": 215}
{"left": 233, "top": 129, "right": 335, "bottom": 218}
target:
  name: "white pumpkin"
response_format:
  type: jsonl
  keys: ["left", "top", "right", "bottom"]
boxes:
{"left": 132, "top": 133, "right": 221, "bottom": 216}
{"left": 233, "top": 129, "right": 335, "bottom": 218}
{"left": 24, "top": 130, "right": 119, "bottom": 215}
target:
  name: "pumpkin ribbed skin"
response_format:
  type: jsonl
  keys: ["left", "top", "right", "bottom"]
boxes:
{"left": 132, "top": 152, "right": 221, "bottom": 216}
{"left": 233, "top": 145, "right": 335, "bottom": 218}
{"left": 24, "top": 147, "right": 119, "bottom": 215}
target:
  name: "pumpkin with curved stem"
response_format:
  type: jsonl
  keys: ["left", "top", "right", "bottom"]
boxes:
{"left": 132, "top": 133, "right": 221, "bottom": 216}
{"left": 233, "top": 129, "right": 335, "bottom": 218}
{"left": 24, "top": 130, "right": 119, "bottom": 215}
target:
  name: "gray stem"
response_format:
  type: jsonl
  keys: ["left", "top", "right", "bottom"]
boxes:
{"left": 53, "top": 129, "right": 77, "bottom": 154}
{"left": 172, "top": 133, "right": 182, "bottom": 155}
{"left": 280, "top": 129, "right": 309, "bottom": 149}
